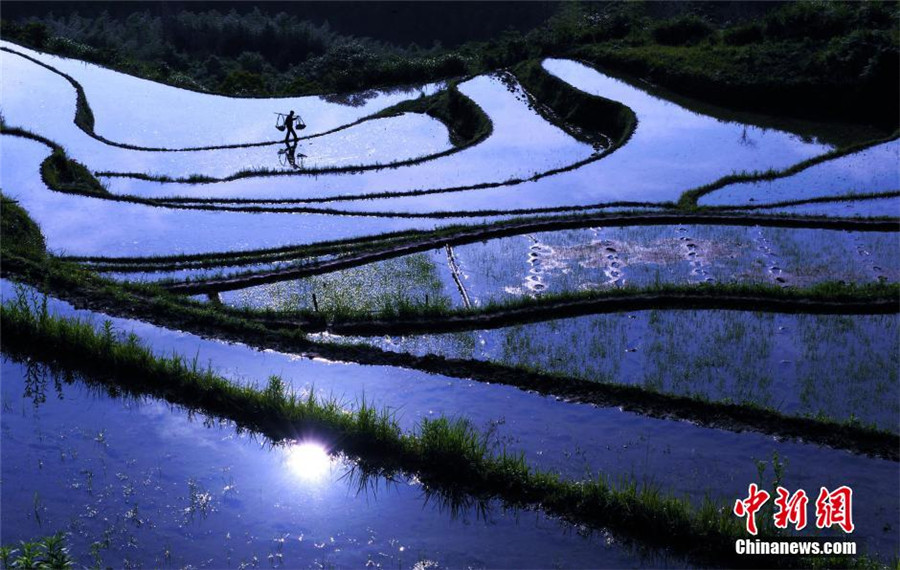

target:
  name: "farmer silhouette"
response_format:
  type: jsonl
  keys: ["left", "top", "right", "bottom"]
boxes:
{"left": 282, "top": 110, "right": 299, "bottom": 143}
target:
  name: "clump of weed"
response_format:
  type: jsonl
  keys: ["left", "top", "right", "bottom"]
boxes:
{"left": 1, "top": 192, "right": 46, "bottom": 260}
{"left": 40, "top": 148, "right": 108, "bottom": 197}
{"left": 0, "top": 532, "right": 74, "bottom": 569}
{"left": 378, "top": 83, "right": 493, "bottom": 148}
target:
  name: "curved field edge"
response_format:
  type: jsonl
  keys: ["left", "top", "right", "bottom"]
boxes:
{"left": 102, "top": 132, "right": 900, "bottom": 215}
{"left": 128, "top": 58, "right": 641, "bottom": 201}
{"left": 6, "top": 121, "right": 897, "bottom": 222}
{"left": 154, "top": 213, "right": 899, "bottom": 292}
{"left": 4, "top": 46, "right": 634, "bottom": 198}
{"left": 92, "top": 82, "right": 495, "bottom": 181}
{"left": 0, "top": 295, "right": 888, "bottom": 570}
{"left": 4, "top": 46, "right": 493, "bottom": 179}
{"left": 513, "top": 59, "right": 636, "bottom": 149}
{"left": 2, "top": 127, "right": 517, "bottom": 216}
{"left": 0, "top": 45, "right": 479, "bottom": 154}
{"left": 372, "top": 79, "right": 493, "bottom": 148}
{"left": 246, "top": 282, "right": 900, "bottom": 335}
{"left": 16, "top": 123, "right": 899, "bottom": 231}
{"left": 68, "top": 211, "right": 900, "bottom": 276}
{"left": 1, "top": 127, "right": 640, "bottom": 217}
{"left": 679, "top": 133, "right": 900, "bottom": 209}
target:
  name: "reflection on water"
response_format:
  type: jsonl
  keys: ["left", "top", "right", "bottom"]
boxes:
{"left": 700, "top": 139, "right": 900, "bottom": 207}
{"left": 277, "top": 139, "right": 306, "bottom": 170}
{"left": 1, "top": 136, "right": 484, "bottom": 257}
{"left": 284, "top": 441, "right": 333, "bottom": 483}
{"left": 0, "top": 357, "right": 648, "bottom": 569}
{"left": 320, "top": 83, "right": 438, "bottom": 108}
{"left": 320, "top": 88, "right": 380, "bottom": 108}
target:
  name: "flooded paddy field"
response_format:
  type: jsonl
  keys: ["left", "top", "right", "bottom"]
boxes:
{"left": 0, "top": 136, "right": 495, "bottom": 257}
{"left": 1, "top": 41, "right": 446, "bottom": 148}
{"left": 700, "top": 140, "right": 900, "bottom": 207}
{"left": 320, "top": 310, "right": 898, "bottom": 430}
{"left": 210, "top": 224, "right": 898, "bottom": 315}
{"left": 1, "top": 32, "right": 898, "bottom": 569}
{"left": 1, "top": 46, "right": 454, "bottom": 179}
{"left": 761, "top": 196, "right": 900, "bottom": 218}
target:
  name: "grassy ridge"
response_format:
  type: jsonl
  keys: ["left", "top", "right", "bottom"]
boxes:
{"left": 0, "top": 47, "right": 96, "bottom": 136}
{"left": 376, "top": 82, "right": 493, "bottom": 148}
{"left": 678, "top": 133, "right": 900, "bottom": 210}
{"left": 0, "top": 193, "right": 46, "bottom": 260}
{"left": 514, "top": 58, "right": 636, "bottom": 148}
{"left": 2, "top": 290, "right": 887, "bottom": 569}
{"left": 40, "top": 148, "right": 108, "bottom": 198}
{"left": 248, "top": 281, "right": 900, "bottom": 332}
{"left": 0, "top": 125, "right": 110, "bottom": 199}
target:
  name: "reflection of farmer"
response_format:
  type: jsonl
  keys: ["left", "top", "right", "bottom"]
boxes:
{"left": 283, "top": 110, "right": 299, "bottom": 142}
{"left": 280, "top": 139, "right": 302, "bottom": 170}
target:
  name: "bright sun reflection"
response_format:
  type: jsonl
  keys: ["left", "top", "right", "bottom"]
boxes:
{"left": 284, "top": 442, "right": 332, "bottom": 483}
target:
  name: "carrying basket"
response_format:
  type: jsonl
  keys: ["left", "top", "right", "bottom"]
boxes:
{"left": 275, "top": 113, "right": 306, "bottom": 131}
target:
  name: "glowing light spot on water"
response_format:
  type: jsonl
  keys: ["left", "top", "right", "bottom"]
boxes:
{"left": 285, "top": 442, "right": 331, "bottom": 482}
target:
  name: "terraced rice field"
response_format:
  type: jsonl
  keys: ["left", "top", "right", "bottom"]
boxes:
{"left": 1, "top": 40, "right": 898, "bottom": 568}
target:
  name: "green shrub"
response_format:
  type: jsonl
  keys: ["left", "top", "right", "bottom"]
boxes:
{"left": 378, "top": 84, "right": 492, "bottom": 148}
{"left": 723, "top": 22, "right": 764, "bottom": 46}
{"left": 651, "top": 15, "right": 715, "bottom": 46}
{"left": 22, "top": 21, "right": 50, "bottom": 48}
{"left": 218, "top": 69, "right": 266, "bottom": 95}
{"left": 763, "top": 1, "right": 856, "bottom": 41}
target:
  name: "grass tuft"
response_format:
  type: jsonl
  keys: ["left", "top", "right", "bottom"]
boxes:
{"left": 1, "top": 192, "right": 46, "bottom": 260}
